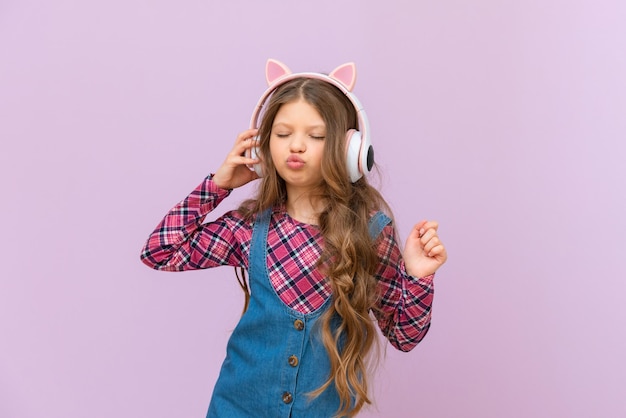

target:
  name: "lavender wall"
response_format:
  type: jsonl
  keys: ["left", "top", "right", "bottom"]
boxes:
{"left": 1, "top": 1, "right": 625, "bottom": 417}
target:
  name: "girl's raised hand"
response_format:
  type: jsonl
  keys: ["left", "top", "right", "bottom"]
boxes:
{"left": 212, "top": 129, "right": 261, "bottom": 190}
{"left": 403, "top": 220, "right": 448, "bottom": 279}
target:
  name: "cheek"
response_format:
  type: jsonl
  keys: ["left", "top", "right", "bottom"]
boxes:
{"left": 314, "top": 143, "right": 327, "bottom": 162}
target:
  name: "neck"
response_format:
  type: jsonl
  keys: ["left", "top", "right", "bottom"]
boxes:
{"left": 285, "top": 185, "right": 325, "bottom": 225}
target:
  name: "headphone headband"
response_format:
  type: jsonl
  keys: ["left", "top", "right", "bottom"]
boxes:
{"left": 250, "top": 71, "right": 369, "bottom": 142}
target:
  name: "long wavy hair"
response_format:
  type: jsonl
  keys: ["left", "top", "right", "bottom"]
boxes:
{"left": 238, "top": 78, "right": 392, "bottom": 417}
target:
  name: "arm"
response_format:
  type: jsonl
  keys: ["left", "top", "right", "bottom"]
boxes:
{"left": 140, "top": 129, "right": 261, "bottom": 271}
{"left": 139, "top": 175, "right": 250, "bottom": 271}
{"left": 373, "top": 224, "right": 436, "bottom": 352}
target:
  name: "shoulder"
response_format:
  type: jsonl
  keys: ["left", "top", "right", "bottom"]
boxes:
{"left": 368, "top": 210, "right": 393, "bottom": 238}
{"left": 217, "top": 209, "right": 254, "bottom": 234}
{"left": 369, "top": 210, "right": 392, "bottom": 224}
{"left": 222, "top": 204, "right": 283, "bottom": 229}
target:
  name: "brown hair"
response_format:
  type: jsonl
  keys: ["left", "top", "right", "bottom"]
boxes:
{"left": 238, "top": 78, "right": 392, "bottom": 417}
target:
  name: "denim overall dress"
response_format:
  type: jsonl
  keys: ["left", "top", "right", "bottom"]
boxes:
{"left": 207, "top": 209, "right": 391, "bottom": 417}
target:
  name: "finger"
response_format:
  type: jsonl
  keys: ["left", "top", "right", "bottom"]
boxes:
{"left": 420, "top": 228, "right": 437, "bottom": 245}
{"left": 236, "top": 128, "right": 259, "bottom": 143}
{"left": 413, "top": 220, "right": 438, "bottom": 238}
{"left": 423, "top": 236, "right": 441, "bottom": 254}
{"left": 412, "top": 221, "right": 428, "bottom": 238}
{"left": 427, "top": 244, "right": 447, "bottom": 260}
{"left": 234, "top": 132, "right": 261, "bottom": 157}
{"left": 232, "top": 142, "right": 256, "bottom": 159}
{"left": 422, "top": 221, "right": 439, "bottom": 233}
{"left": 230, "top": 154, "right": 260, "bottom": 167}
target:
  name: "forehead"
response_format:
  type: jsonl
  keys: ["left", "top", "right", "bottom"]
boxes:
{"left": 273, "top": 99, "right": 325, "bottom": 128}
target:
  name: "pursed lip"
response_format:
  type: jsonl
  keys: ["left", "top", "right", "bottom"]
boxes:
{"left": 286, "top": 154, "right": 305, "bottom": 169}
{"left": 287, "top": 155, "right": 304, "bottom": 163}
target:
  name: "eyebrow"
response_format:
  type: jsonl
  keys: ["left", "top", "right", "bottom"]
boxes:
{"left": 272, "top": 121, "right": 326, "bottom": 130}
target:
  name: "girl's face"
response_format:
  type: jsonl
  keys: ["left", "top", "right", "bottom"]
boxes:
{"left": 269, "top": 99, "right": 326, "bottom": 192}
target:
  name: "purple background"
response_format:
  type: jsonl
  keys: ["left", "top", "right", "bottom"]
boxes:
{"left": 1, "top": 1, "right": 625, "bottom": 417}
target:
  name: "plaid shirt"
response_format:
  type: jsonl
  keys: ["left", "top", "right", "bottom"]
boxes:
{"left": 141, "top": 175, "right": 434, "bottom": 351}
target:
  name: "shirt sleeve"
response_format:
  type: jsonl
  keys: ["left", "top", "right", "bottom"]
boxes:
{"left": 140, "top": 175, "right": 250, "bottom": 271}
{"left": 373, "top": 223, "right": 435, "bottom": 352}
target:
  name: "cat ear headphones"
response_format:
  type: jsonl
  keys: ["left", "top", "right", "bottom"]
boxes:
{"left": 246, "top": 59, "right": 374, "bottom": 183}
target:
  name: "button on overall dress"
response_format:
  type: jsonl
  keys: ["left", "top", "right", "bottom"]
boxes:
{"left": 207, "top": 209, "right": 390, "bottom": 418}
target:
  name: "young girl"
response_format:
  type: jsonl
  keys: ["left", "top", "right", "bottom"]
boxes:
{"left": 140, "top": 59, "right": 447, "bottom": 418}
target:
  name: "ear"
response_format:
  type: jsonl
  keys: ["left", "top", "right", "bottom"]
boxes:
{"left": 266, "top": 59, "right": 292, "bottom": 86}
{"left": 329, "top": 62, "right": 357, "bottom": 91}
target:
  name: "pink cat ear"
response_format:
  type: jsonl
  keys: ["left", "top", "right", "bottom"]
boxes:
{"left": 329, "top": 62, "right": 357, "bottom": 91}
{"left": 266, "top": 59, "right": 292, "bottom": 85}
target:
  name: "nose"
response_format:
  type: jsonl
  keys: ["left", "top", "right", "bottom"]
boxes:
{"left": 288, "top": 134, "right": 306, "bottom": 153}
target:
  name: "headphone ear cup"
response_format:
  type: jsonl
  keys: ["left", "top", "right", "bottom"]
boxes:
{"left": 245, "top": 137, "right": 264, "bottom": 177}
{"left": 345, "top": 129, "right": 362, "bottom": 183}
{"left": 359, "top": 133, "right": 374, "bottom": 178}
{"left": 345, "top": 129, "right": 374, "bottom": 183}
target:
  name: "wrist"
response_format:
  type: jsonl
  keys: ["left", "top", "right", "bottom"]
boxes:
{"left": 209, "top": 173, "right": 232, "bottom": 191}
{"left": 403, "top": 261, "right": 436, "bottom": 281}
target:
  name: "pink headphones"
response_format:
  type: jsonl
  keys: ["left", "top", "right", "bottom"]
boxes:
{"left": 247, "top": 59, "right": 374, "bottom": 183}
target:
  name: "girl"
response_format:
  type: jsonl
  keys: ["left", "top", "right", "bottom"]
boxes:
{"left": 140, "top": 59, "right": 447, "bottom": 418}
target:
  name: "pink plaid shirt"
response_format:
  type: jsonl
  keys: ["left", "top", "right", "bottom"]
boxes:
{"left": 141, "top": 175, "right": 434, "bottom": 351}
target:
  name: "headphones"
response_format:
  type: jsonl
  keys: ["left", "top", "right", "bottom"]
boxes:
{"left": 246, "top": 59, "right": 374, "bottom": 183}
